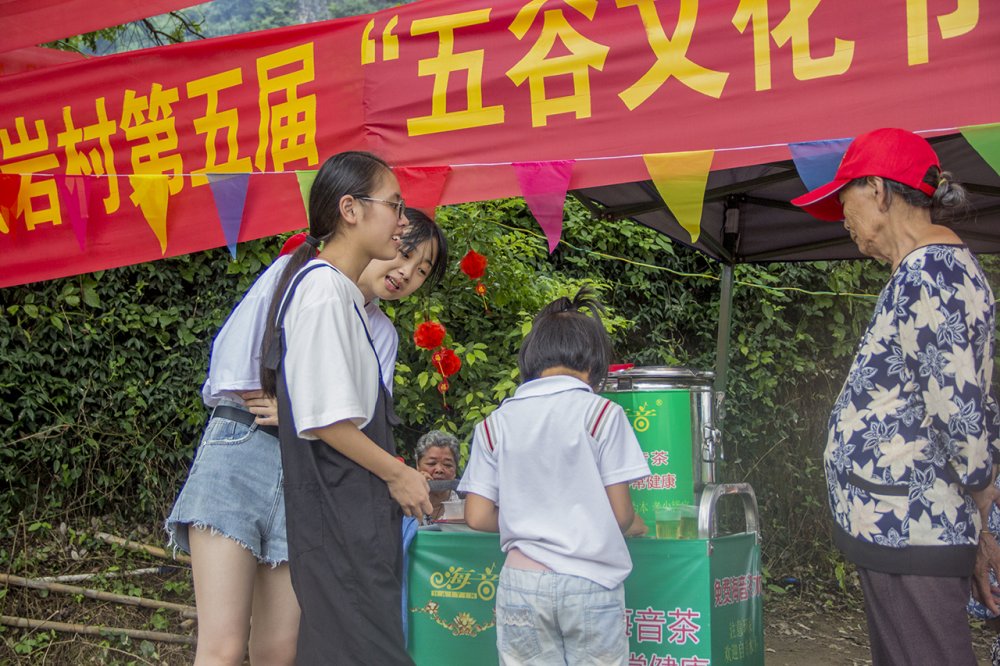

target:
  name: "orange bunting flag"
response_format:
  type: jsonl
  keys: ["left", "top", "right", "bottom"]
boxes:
{"left": 642, "top": 150, "right": 715, "bottom": 244}
{"left": 54, "top": 175, "right": 91, "bottom": 251}
{"left": 128, "top": 175, "right": 171, "bottom": 254}
{"left": 295, "top": 170, "right": 317, "bottom": 219}
{"left": 961, "top": 123, "right": 1000, "bottom": 179}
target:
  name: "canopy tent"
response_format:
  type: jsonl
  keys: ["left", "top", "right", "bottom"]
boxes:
{"left": 574, "top": 132, "right": 1000, "bottom": 264}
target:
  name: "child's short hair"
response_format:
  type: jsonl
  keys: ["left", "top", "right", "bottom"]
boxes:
{"left": 518, "top": 287, "right": 612, "bottom": 389}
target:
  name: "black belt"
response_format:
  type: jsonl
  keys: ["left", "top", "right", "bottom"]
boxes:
{"left": 211, "top": 405, "right": 279, "bottom": 440}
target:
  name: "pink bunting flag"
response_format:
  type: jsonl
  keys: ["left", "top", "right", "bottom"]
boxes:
{"left": 54, "top": 175, "right": 91, "bottom": 251}
{"left": 128, "top": 175, "right": 171, "bottom": 254}
{"left": 207, "top": 173, "right": 251, "bottom": 258}
{"left": 513, "top": 161, "right": 574, "bottom": 253}
{"left": 642, "top": 151, "right": 715, "bottom": 244}
{"left": 394, "top": 166, "right": 452, "bottom": 218}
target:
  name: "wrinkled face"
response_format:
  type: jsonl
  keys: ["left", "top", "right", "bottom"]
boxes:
{"left": 417, "top": 446, "right": 457, "bottom": 480}
{"left": 838, "top": 181, "right": 887, "bottom": 260}
{"left": 357, "top": 170, "right": 408, "bottom": 261}
{"left": 359, "top": 235, "right": 438, "bottom": 302}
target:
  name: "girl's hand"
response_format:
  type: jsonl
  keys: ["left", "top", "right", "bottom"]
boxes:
{"left": 624, "top": 512, "right": 648, "bottom": 537}
{"left": 386, "top": 464, "right": 433, "bottom": 518}
{"left": 238, "top": 390, "right": 279, "bottom": 426}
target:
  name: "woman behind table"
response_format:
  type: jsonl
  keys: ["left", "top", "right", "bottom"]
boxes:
{"left": 414, "top": 429, "right": 461, "bottom": 520}
{"left": 791, "top": 128, "right": 1000, "bottom": 666}
{"left": 259, "top": 153, "right": 431, "bottom": 664}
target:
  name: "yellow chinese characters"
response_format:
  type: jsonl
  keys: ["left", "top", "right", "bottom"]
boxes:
{"left": 906, "top": 0, "right": 978, "bottom": 66}
{"left": 121, "top": 83, "right": 184, "bottom": 199}
{"left": 187, "top": 68, "right": 252, "bottom": 186}
{"left": 255, "top": 43, "right": 318, "bottom": 171}
{"left": 506, "top": 0, "right": 609, "bottom": 128}
{"left": 0, "top": 118, "right": 61, "bottom": 231}
{"left": 58, "top": 100, "right": 120, "bottom": 215}
{"left": 407, "top": 9, "right": 505, "bottom": 137}
{"left": 733, "top": 0, "right": 854, "bottom": 91}
{"left": 616, "top": 0, "right": 729, "bottom": 109}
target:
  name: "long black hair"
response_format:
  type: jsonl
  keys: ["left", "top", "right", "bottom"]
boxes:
{"left": 518, "top": 287, "right": 613, "bottom": 390}
{"left": 401, "top": 208, "right": 449, "bottom": 287}
{"left": 259, "top": 151, "right": 392, "bottom": 397}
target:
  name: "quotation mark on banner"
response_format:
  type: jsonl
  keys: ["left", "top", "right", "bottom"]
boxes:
{"left": 362, "top": 16, "right": 400, "bottom": 64}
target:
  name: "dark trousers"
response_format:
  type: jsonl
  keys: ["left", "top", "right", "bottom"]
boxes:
{"left": 858, "top": 567, "right": 976, "bottom": 666}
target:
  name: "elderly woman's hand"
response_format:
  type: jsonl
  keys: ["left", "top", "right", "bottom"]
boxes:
{"left": 974, "top": 532, "right": 1000, "bottom": 615}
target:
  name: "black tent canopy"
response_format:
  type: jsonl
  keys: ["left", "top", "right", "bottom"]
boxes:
{"left": 573, "top": 133, "right": 1000, "bottom": 264}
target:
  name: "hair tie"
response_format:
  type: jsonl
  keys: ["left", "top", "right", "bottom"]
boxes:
{"left": 304, "top": 235, "right": 321, "bottom": 249}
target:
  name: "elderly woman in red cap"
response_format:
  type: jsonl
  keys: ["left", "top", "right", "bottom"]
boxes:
{"left": 792, "top": 128, "right": 1000, "bottom": 666}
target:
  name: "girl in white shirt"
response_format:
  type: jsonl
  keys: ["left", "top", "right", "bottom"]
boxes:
{"left": 258, "top": 153, "right": 432, "bottom": 664}
{"left": 167, "top": 149, "right": 443, "bottom": 665}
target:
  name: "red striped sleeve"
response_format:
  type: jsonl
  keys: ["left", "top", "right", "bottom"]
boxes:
{"left": 590, "top": 400, "right": 613, "bottom": 437}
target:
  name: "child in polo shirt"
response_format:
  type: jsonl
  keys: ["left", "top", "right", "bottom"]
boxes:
{"left": 460, "top": 287, "right": 650, "bottom": 666}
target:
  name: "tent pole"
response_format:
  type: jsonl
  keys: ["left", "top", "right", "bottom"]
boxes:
{"left": 713, "top": 262, "right": 734, "bottom": 404}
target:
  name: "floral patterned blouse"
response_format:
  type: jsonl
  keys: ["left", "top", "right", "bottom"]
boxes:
{"left": 825, "top": 244, "right": 1000, "bottom": 576}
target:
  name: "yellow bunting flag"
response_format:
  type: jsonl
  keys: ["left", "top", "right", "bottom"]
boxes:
{"left": 961, "top": 123, "right": 1000, "bottom": 178}
{"left": 128, "top": 175, "right": 170, "bottom": 254}
{"left": 642, "top": 150, "right": 715, "bottom": 244}
{"left": 296, "top": 170, "right": 318, "bottom": 219}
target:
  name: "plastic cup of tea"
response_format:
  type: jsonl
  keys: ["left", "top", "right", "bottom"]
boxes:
{"left": 655, "top": 505, "right": 699, "bottom": 539}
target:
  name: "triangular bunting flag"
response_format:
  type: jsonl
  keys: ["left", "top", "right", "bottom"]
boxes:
{"left": 128, "top": 175, "right": 170, "bottom": 254}
{"left": 961, "top": 123, "right": 1000, "bottom": 177}
{"left": 207, "top": 173, "right": 250, "bottom": 259}
{"left": 0, "top": 174, "right": 21, "bottom": 232}
{"left": 54, "top": 175, "right": 92, "bottom": 251}
{"left": 513, "top": 161, "right": 574, "bottom": 253}
{"left": 788, "top": 138, "right": 852, "bottom": 191}
{"left": 643, "top": 151, "right": 715, "bottom": 244}
{"left": 296, "top": 170, "right": 318, "bottom": 219}
{"left": 394, "top": 166, "right": 452, "bottom": 218}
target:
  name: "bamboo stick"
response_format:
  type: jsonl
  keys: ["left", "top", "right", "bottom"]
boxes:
{"left": 0, "top": 573, "right": 197, "bottom": 620}
{"left": 0, "top": 614, "right": 195, "bottom": 645}
{"left": 93, "top": 532, "right": 191, "bottom": 564}
{"left": 37, "top": 566, "right": 184, "bottom": 584}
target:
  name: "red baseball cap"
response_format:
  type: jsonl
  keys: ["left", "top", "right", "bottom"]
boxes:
{"left": 791, "top": 128, "right": 940, "bottom": 221}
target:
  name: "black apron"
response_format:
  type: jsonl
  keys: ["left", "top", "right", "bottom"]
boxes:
{"left": 265, "top": 263, "right": 412, "bottom": 665}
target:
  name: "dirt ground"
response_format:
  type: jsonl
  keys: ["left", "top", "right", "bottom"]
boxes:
{"left": 764, "top": 595, "right": 995, "bottom": 665}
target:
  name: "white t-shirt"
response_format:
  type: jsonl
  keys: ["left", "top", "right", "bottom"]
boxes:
{"left": 458, "top": 375, "right": 650, "bottom": 588}
{"left": 366, "top": 300, "right": 398, "bottom": 395}
{"left": 201, "top": 259, "right": 401, "bottom": 408}
{"left": 201, "top": 255, "right": 291, "bottom": 406}
{"left": 280, "top": 260, "right": 382, "bottom": 437}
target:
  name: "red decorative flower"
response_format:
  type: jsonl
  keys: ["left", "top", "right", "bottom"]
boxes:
{"left": 431, "top": 348, "right": 462, "bottom": 377}
{"left": 414, "top": 321, "right": 446, "bottom": 350}
{"left": 474, "top": 282, "right": 487, "bottom": 296}
{"left": 437, "top": 380, "right": 450, "bottom": 394}
{"left": 460, "top": 249, "right": 488, "bottom": 280}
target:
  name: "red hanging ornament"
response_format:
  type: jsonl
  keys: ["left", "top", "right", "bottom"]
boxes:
{"left": 460, "top": 249, "right": 487, "bottom": 280}
{"left": 460, "top": 249, "right": 490, "bottom": 312}
{"left": 432, "top": 348, "right": 462, "bottom": 377}
{"left": 414, "top": 320, "right": 447, "bottom": 350}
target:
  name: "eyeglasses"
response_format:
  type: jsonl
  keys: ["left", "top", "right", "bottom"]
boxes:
{"left": 357, "top": 196, "right": 406, "bottom": 220}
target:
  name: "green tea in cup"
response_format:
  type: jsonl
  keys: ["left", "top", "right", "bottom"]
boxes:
{"left": 655, "top": 504, "right": 699, "bottom": 539}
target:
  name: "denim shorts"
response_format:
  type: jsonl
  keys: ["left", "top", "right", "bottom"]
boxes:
{"left": 496, "top": 566, "right": 627, "bottom": 666}
{"left": 165, "top": 401, "right": 287, "bottom": 566}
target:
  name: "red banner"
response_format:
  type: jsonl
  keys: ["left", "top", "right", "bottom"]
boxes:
{"left": 2, "top": 0, "right": 998, "bottom": 287}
